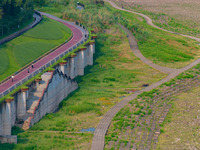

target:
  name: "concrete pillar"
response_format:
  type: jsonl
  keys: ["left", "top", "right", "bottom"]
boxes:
{"left": 74, "top": 56, "right": 78, "bottom": 77}
{"left": 2, "top": 99, "right": 13, "bottom": 135}
{"left": 69, "top": 54, "right": 76, "bottom": 79}
{"left": 11, "top": 100, "right": 16, "bottom": 126}
{"left": 84, "top": 47, "right": 88, "bottom": 67}
{"left": 88, "top": 43, "right": 94, "bottom": 65}
{"left": 0, "top": 105, "right": 2, "bottom": 135}
{"left": 17, "top": 88, "right": 28, "bottom": 119}
{"left": 77, "top": 47, "right": 86, "bottom": 76}
{"left": 59, "top": 61, "right": 67, "bottom": 75}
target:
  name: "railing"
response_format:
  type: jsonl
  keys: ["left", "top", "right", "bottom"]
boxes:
{"left": 0, "top": 20, "right": 88, "bottom": 99}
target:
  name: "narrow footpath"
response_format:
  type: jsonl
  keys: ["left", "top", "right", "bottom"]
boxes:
{"left": 91, "top": 1, "right": 200, "bottom": 149}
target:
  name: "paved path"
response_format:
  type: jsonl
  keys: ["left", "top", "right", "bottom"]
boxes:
{"left": 91, "top": 1, "right": 200, "bottom": 150}
{"left": 118, "top": 24, "right": 177, "bottom": 74}
{"left": 0, "top": 13, "right": 85, "bottom": 96}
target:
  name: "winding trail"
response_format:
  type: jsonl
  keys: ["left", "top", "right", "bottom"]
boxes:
{"left": 118, "top": 24, "right": 177, "bottom": 74}
{"left": 0, "top": 13, "right": 87, "bottom": 97}
{"left": 91, "top": 1, "right": 200, "bottom": 150}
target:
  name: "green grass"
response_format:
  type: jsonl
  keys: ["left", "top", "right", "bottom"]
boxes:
{"left": 104, "top": 58, "right": 200, "bottom": 149}
{"left": 0, "top": 132, "right": 93, "bottom": 150}
{"left": 119, "top": 10, "right": 200, "bottom": 68}
{"left": 23, "top": 18, "right": 71, "bottom": 40}
{"left": 0, "top": 16, "right": 72, "bottom": 81}
{"left": 116, "top": 2, "right": 200, "bottom": 38}
{"left": 104, "top": 3, "right": 200, "bottom": 68}
{"left": 13, "top": 42, "right": 55, "bottom": 66}
{"left": 3, "top": 23, "right": 165, "bottom": 149}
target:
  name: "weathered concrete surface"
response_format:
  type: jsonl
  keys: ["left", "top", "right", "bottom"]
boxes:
{"left": 0, "top": 135, "right": 17, "bottom": 144}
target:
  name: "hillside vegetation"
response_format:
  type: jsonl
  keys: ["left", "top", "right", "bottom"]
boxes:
{"left": 1, "top": 0, "right": 200, "bottom": 149}
{"left": 111, "top": 0, "right": 200, "bottom": 38}
{"left": 0, "top": 17, "right": 71, "bottom": 81}
{"left": 0, "top": 0, "right": 34, "bottom": 39}
{"left": 39, "top": 0, "right": 200, "bottom": 68}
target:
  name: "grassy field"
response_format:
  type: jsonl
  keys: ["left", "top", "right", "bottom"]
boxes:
{"left": 39, "top": 0, "right": 200, "bottom": 69}
{"left": 111, "top": 0, "right": 200, "bottom": 38}
{"left": 0, "top": 22, "right": 166, "bottom": 149}
{"left": 104, "top": 63, "right": 200, "bottom": 149}
{"left": 110, "top": 5, "right": 200, "bottom": 68}
{"left": 1, "top": 0, "right": 199, "bottom": 149}
{"left": 157, "top": 86, "right": 200, "bottom": 150}
{"left": 0, "top": 16, "right": 71, "bottom": 81}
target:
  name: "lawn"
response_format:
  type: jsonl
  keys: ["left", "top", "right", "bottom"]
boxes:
{"left": 0, "top": 16, "right": 72, "bottom": 81}
{"left": 0, "top": 23, "right": 166, "bottom": 149}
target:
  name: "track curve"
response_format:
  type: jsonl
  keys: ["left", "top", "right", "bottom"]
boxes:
{"left": 0, "top": 13, "right": 86, "bottom": 96}
{"left": 91, "top": 1, "right": 200, "bottom": 150}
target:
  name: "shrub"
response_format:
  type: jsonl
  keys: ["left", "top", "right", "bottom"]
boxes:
{"left": 148, "top": 109, "right": 152, "bottom": 115}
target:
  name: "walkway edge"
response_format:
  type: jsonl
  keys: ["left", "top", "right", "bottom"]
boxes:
{"left": 90, "top": 1, "right": 200, "bottom": 149}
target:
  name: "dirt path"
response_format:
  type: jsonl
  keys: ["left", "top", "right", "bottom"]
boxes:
{"left": 91, "top": 1, "right": 200, "bottom": 150}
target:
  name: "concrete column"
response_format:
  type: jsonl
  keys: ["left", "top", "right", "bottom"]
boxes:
{"left": 74, "top": 56, "right": 78, "bottom": 78}
{"left": 77, "top": 48, "right": 86, "bottom": 76}
{"left": 17, "top": 88, "right": 28, "bottom": 119}
{"left": 66, "top": 59, "right": 70, "bottom": 77}
{"left": 92, "top": 43, "right": 95, "bottom": 54}
{"left": 59, "top": 61, "right": 67, "bottom": 75}
{"left": 2, "top": 100, "right": 12, "bottom": 135}
{"left": 0, "top": 105, "right": 2, "bottom": 135}
{"left": 69, "top": 54, "right": 76, "bottom": 79}
{"left": 84, "top": 47, "right": 88, "bottom": 67}
{"left": 88, "top": 43, "right": 94, "bottom": 65}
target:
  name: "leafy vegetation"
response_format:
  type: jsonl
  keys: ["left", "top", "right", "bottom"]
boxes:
{"left": 105, "top": 58, "right": 200, "bottom": 149}
{"left": 0, "top": 0, "right": 34, "bottom": 38}
{"left": 112, "top": 7, "right": 200, "bottom": 68}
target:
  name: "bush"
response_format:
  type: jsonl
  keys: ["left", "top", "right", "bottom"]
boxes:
{"left": 148, "top": 109, "right": 152, "bottom": 115}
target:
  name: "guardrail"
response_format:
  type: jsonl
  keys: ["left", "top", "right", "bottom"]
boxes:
{"left": 0, "top": 20, "right": 89, "bottom": 99}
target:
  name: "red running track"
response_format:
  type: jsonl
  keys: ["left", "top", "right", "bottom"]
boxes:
{"left": 0, "top": 17, "right": 83, "bottom": 94}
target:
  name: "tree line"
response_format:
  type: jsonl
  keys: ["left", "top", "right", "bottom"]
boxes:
{"left": 0, "top": 0, "right": 34, "bottom": 37}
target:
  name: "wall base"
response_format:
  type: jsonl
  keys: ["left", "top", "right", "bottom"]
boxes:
{"left": 0, "top": 135, "right": 17, "bottom": 144}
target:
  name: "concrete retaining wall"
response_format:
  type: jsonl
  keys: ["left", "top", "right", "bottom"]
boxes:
{"left": 0, "top": 41, "right": 96, "bottom": 144}
{"left": 30, "top": 71, "right": 78, "bottom": 126}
